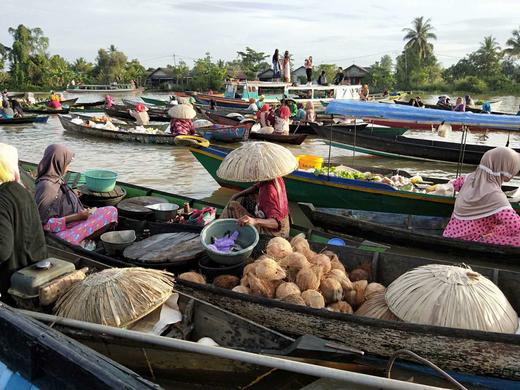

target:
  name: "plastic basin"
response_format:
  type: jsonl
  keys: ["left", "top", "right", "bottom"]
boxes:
{"left": 297, "top": 155, "right": 323, "bottom": 170}
{"left": 200, "top": 219, "right": 259, "bottom": 265}
{"left": 84, "top": 169, "right": 118, "bottom": 192}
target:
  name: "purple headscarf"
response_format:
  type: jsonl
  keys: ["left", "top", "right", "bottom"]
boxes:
{"left": 34, "top": 144, "right": 84, "bottom": 223}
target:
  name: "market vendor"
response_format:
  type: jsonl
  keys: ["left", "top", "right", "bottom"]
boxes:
{"left": 48, "top": 92, "right": 62, "bottom": 109}
{"left": 129, "top": 103, "right": 150, "bottom": 125}
{"left": 0, "top": 143, "right": 47, "bottom": 297}
{"left": 218, "top": 142, "right": 297, "bottom": 238}
{"left": 443, "top": 147, "right": 520, "bottom": 246}
{"left": 168, "top": 104, "right": 196, "bottom": 136}
{"left": 34, "top": 144, "right": 118, "bottom": 247}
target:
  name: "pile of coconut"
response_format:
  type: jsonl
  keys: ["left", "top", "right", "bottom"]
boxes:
{"left": 178, "top": 234, "right": 388, "bottom": 316}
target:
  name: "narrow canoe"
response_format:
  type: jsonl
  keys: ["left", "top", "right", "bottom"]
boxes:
{"left": 394, "top": 99, "right": 508, "bottom": 115}
{"left": 105, "top": 104, "right": 171, "bottom": 122}
{"left": 194, "top": 94, "right": 251, "bottom": 109}
{"left": 310, "top": 122, "right": 517, "bottom": 165}
{"left": 72, "top": 99, "right": 105, "bottom": 108}
{"left": 0, "top": 303, "right": 158, "bottom": 389}
{"left": 71, "top": 113, "right": 170, "bottom": 131}
{"left": 0, "top": 115, "right": 49, "bottom": 125}
{"left": 141, "top": 96, "right": 169, "bottom": 106}
{"left": 58, "top": 115, "right": 178, "bottom": 145}
{"left": 189, "top": 146, "right": 520, "bottom": 217}
{"left": 298, "top": 203, "right": 520, "bottom": 262}
{"left": 197, "top": 124, "right": 250, "bottom": 143}
{"left": 249, "top": 131, "right": 308, "bottom": 145}
{"left": 24, "top": 106, "right": 71, "bottom": 114}
{"left": 33, "top": 97, "right": 79, "bottom": 106}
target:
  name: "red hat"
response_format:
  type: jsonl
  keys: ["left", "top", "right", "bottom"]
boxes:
{"left": 261, "top": 104, "right": 270, "bottom": 112}
{"left": 136, "top": 103, "right": 146, "bottom": 112}
{"left": 280, "top": 105, "right": 291, "bottom": 119}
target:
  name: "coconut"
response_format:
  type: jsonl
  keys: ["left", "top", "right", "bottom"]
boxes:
{"left": 213, "top": 275, "right": 240, "bottom": 290}
{"left": 240, "top": 275, "right": 250, "bottom": 287}
{"left": 280, "top": 252, "right": 311, "bottom": 282}
{"left": 350, "top": 268, "right": 370, "bottom": 282}
{"left": 296, "top": 266, "right": 321, "bottom": 291}
{"left": 319, "top": 278, "right": 343, "bottom": 304}
{"left": 248, "top": 274, "right": 275, "bottom": 298}
{"left": 330, "top": 258, "right": 347, "bottom": 273}
{"left": 327, "top": 269, "right": 353, "bottom": 291}
{"left": 290, "top": 234, "right": 313, "bottom": 258}
{"left": 255, "top": 258, "right": 286, "bottom": 281}
{"left": 309, "top": 254, "right": 332, "bottom": 274}
{"left": 364, "top": 282, "right": 386, "bottom": 301}
{"left": 352, "top": 280, "right": 368, "bottom": 307}
{"left": 266, "top": 237, "right": 293, "bottom": 260}
{"left": 232, "top": 285, "right": 250, "bottom": 294}
{"left": 344, "top": 289, "right": 357, "bottom": 308}
{"left": 355, "top": 292, "right": 400, "bottom": 321}
{"left": 178, "top": 272, "right": 205, "bottom": 284}
{"left": 243, "top": 262, "right": 258, "bottom": 276}
{"left": 327, "top": 301, "right": 354, "bottom": 314}
{"left": 275, "top": 282, "right": 301, "bottom": 299}
{"left": 281, "top": 293, "right": 305, "bottom": 306}
{"left": 321, "top": 250, "right": 339, "bottom": 263}
{"left": 302, "top": 290, "right": 325, "bottom": 309}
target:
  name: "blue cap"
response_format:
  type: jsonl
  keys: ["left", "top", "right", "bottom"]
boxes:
{"left": 327, "top": 237, "right": 346, "bottom": 246}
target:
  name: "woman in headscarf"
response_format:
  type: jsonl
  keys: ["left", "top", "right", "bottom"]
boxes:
{"left": 282, "top": 50, "right": 291, "bottom": 83}
{"left": 34, "top": 144, "right": 118, "bottom": 246}
{"left": 256, "top": 95, "right": 265, "bottom": 110}
{"left": 0, "top": 144, "right": 47, "bottom": 297}
{"left": 274, "top": 101, "right": 291, "bottom": 135}
{"left": 443, "top": 147, "right": 520, "bottom": 246}
{"left": 256, "top": 104, "right": 271, "bottom": 127}
{"left": 168, "top": 104, "right": 196, "bottom": 136}
{"left": 129, "top": 103, "right": 150, "bottom": 125}
{"left": 452, "top": 97, "right": 465, "bottom": 112}
{"left": 304, "top": 101, "right": 316, "bottom": 122}
{"left": 104, "top": 94, "right": 114, "bottom": 109}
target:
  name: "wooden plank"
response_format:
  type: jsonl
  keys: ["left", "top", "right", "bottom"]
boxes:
{"left": 124, "top": 232, "right": 204, "bottom": 263}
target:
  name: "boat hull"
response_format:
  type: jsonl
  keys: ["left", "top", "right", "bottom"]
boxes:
{"left": 0, "top": 115, "right": 49, "bottom": 125}
{"left": 194, "top": 94, "right": 250, "bottom": 109}
{"left": 197, "top": 124, "right": 250, "bottom": 143}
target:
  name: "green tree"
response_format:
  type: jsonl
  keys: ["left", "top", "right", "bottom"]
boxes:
{"left": 236, "top": 47, "right": 269, "bottom": 79}
{"left": 0, "top": 43, "right": 9, "bottom": 84}
{"left": 402, "top": 17, "right": 437, "bottom": 61}
{"left": 504, "top": 27, "right": 520, "bottom": 58}
{"left": 71, "top": 57, "right": 94, "bottom": 83}
{"left": 93, "top": 45, "right": 128, "bottom": 84}
{"left": 125, "top": 59, "right": 146, "bottom": 84}
{"left": 367, "top": 55, "right": 395, "bottom": 91}
{"left": 7, "top": 25, "right": 49, "bottom": 87}
{"left": 42, "top": 54, "right": 73, "bottom": 88}
{"left": 470, "top": 36, "right": 502, "bottom": 77}
{"left": 190, "top": 53, "right": 227, "bottom": 91}
{"left": 314, "top": 64, "right": 337, "bottom": 84}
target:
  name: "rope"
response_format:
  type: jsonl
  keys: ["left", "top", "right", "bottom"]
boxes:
{"left": 386, "top": 349, "right": 468, "bottom": 390}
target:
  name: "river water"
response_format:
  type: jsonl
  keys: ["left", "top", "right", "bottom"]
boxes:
{"left": 1, "top": 93, "right": 520, "bottom": 204}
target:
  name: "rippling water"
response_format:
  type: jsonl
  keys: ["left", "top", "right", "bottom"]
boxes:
{"left": 1, "top": 93, "right": 519, "bottom": 202}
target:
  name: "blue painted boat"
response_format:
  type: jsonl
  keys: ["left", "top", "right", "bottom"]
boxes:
{"left": 0, "top": 115, "right": 49, "bottom": 125}
{"left": 326, "top": 100, "right": 520, "bottom": 132}
{"left": 196, "top": 124, "right": 250, "bottom": 143}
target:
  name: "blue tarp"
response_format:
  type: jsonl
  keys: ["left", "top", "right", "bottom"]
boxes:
{"left": 325, "top": 100, "right": 520, "bottom": 130}
{"left": 0, "top": 361, "right": 38, "bottom": 389}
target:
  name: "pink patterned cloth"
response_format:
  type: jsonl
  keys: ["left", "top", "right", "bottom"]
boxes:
{"left": 170, "top": 119, "right": 195, "bottom": 136}
{"left": 443, "top": 176, "right": 520, "bottom": 246}
{"left": 43, "top": 206, "right": 118, "bottom": 245}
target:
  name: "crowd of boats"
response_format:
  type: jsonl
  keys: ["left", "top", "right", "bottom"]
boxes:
{"left": 1, "top": 80, "right": 520, "bottom": 389}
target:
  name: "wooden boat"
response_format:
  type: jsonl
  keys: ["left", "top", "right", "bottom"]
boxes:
{"left": 24, "top": 106, "right": 71, "bottom": 114}
{"left": 105, "top": 104, "right": 171, "bottom": 122}
{"left": 394, "top": 99, "right": 508, "bottom": 115}
{"left": 71, "top": 113, "right": 169, "bottom": 131}
{"left": 66, "top": 83, "right": 143, "bottom": 93}
{"left": 310, "top": 122, "right": 517, "bottom": 164}
{"left": 196, "top": 124, "right": 250, "bottom": 143}
{"left": 58, "top": 115, "right": 178, "bottom": 145}
{"left": 194, "top": 94, "right": 251, "bottom": 109}
{"left": 34, "top": 97, "right": 79, "bottom": 106}
{"left": 0, "top": 115, "right": 49, "bottom": 125}
{"left": 299, "top": 203, "right": 520, "bottom": 263}
{"left": 141, "top": 96, "right": 170, "bottom": 106}
{"left": 72, "top": 99, "right": 105, "bottom": 108}
{"left": 190, "top": 145, "right": 520, "bottom": 217}
{"left": 0, "top": 302, "right": 158, "bottom": 389}
{"left": 249, "top": 131, "right": 308, "bottom": 145}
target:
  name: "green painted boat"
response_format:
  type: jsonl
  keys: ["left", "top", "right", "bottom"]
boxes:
{"left": 189, "top": 146, "right": 520, "bottom": 218}
{"left": 141, "top": 96, "right": 169, "bottom": 106}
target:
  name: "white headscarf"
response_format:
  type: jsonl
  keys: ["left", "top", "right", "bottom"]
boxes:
{"left": 453, "top": 147, "right": 520, "bottom": 220}
{"left": 0, "top": 143, "right": 20, "bottom": 184}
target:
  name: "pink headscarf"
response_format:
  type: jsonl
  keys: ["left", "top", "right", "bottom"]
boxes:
{"left": 453, "top": 147, "right": 520, "bottom": 220}
{"left": 279, "top": 105, "right": 291, "bottom": 120}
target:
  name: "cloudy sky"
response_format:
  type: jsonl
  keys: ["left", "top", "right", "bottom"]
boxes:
{"left": 1, "top": 0, "right": 519, "bottom": 69}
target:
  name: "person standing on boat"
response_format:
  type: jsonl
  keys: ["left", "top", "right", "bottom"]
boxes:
{"left": 129, "top": 103, "right": 150, "bottom": 125}
{"left": 282, "top": 51, "right": 291, "bottom": 83}
{"left": 168, "top": 104, "right": 196, "bottom": 136}
{"left": 247, "top": 98, "right": 258, "bottom": 112}
{"left": 272, "top": 49, "right": 281, "bottom": 80}
{"left": 0, "top": 143, "right": 47, "bottom": 298}
{"left": 333, "top": 67, "right": 344, "bottom": 85}
{"left": 443, "top": 147, "right": 520, "bottom": 247}
{"left": 359, "top": 85, "right": 370, "bottom": 101}
{"left": 304, "top": 101, "right": 316, "bottom": 122}
{"left": 317, "top": 71, "right": 327, "bottom": 86}
{"left": 304, "top": 56, "right": 313, "bottom": 85}
{"left": 453, "top": 97, "right": 465, "bottom": 112}
{"left": 34, "top": 144, "right": 118, "bottom": 247}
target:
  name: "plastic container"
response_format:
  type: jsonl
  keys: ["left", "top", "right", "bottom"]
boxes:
{"left": 100, "top": 230, "right": 137, "bottom": 256}
{"left": 200, "top": 219, "right": 259, "bottom": 265}
{"left": 297, "top": 155, "right": 323, "bottom": 170}
{"left": 84, "top": 169, "right": 118, "bottom": 192}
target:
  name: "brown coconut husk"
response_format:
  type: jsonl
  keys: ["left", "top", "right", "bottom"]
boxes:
{"left": 54, "top": 268, "right": 174, "bottom": 328}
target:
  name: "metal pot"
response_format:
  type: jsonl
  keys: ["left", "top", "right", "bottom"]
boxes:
{"left": 145, "top": 203, "right": 180, "bottom": 222}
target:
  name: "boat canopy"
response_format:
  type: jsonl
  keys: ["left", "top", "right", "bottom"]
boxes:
{"left": 325, "top": 100, "right": 520, "bottom": 130}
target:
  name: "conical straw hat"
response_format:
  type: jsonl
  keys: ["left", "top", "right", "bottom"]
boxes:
{"left": 54, "top": 268, "right": 174, "bottom": 328}
{"left": 168, "top": 104, "right": 196, "bottom": 120}
{"left": 217, "top": 142, "right": 298, "bottom": 182}
{"left": 385, "top": 264, "right": 518, "bottom": 333}
{"left": 355, "top": 292, "right": 401, "bottom": 321}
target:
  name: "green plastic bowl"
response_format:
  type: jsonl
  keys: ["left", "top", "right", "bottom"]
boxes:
{"left": 200, "top": 219, "right": 259, "bottom": 265}
{"left": 84, "top": 169, "right": 118, "bottom": 192}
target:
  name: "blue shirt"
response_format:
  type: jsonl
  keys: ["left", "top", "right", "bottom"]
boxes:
{"left": 295, "top": 108, "right": 306, "bottom": 121}
{"left": 481, "top": 102, "right": 491, "bottom": 113}
{"left": 257, "top": 101, "right": 264, "bottom": 109}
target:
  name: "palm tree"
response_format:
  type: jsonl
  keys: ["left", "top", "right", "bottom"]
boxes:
{"left": 504, "top": 27, "right": 520, "bottom": 58}
{"left": 402, "top": 17, "right": 437, "bottom": 61}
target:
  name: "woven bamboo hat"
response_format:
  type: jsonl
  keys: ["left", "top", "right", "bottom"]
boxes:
{"left": 54, "top": 268, "right": 174, "bottom": 328}
{"left": 385, "top": 264, "right": 518, "bottom": 333}
{"left": 168, "top": 104, "right": 196, "bottom": 120}
{"left": 217, "top": 142, "right": 298, "bottom": 182}
{"left": 355, "top": 292, "right": 400, "bottom": 321}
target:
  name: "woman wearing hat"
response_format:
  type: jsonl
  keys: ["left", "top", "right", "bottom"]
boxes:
{"left": 219, "top": 142, "right": 297, "bottom": 238}
{"left": 443, "top": 147, "right": 520, "bottom": 246}
{"left": 247, "top": 98, "right": 258, "bottom": 112}
{"left": 256, "top": 95, "right": 265, "bottom": 110}
{"left": 168, "top": 104, "right": 196, "bottom": 136}
{"left": 129, "top": 103, "right": 150, "bottom": 125}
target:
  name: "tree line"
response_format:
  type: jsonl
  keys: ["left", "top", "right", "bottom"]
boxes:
{"left": 1, "top": 20, "right": 520, "bottom": 94}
